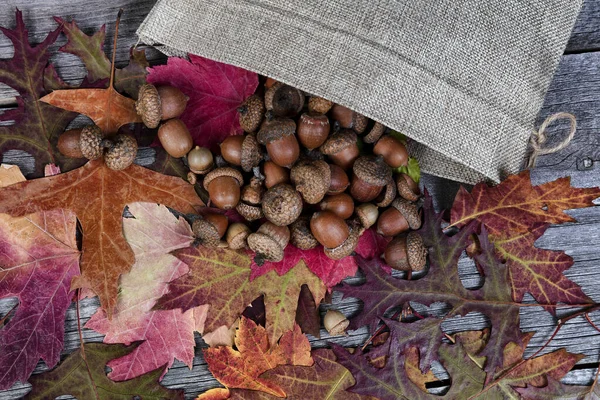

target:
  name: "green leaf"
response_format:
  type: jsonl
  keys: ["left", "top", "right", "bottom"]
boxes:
{"left": 395, "top": 157, "right": 421, "bottom": 184}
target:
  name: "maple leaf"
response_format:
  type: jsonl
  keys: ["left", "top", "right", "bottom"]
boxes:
{"left": 85, "top": 202, "right": 209, "bottom": 381}
{"left": 147, "top": 55, "right": 258, "bottom": 150}
{"left": 203, "top": 316, "right": 312, "bottom": 397}
{"left": 0, "top": 160, "right": 202, "bottom": 316}
{"left": 0, "top": 165, "right": 80, "bottom": 390}
{"left": 155, "top": 246, "right": 326, "bottom": 346}
{"left": 25, "top": 343, "right": 184, "bottom": 400}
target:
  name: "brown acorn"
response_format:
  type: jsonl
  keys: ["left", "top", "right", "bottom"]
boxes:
{"left": 373, "top": 135, "right": 408, "bottom": 168}
{"left": 290, "top": 217, "right": 318, "bottom": 250}
{"left": 203, "top": 167, "right": 244, "bottom": 210}
{"left": 355, "top": 203, "right": 379, "bottom": 229}
{"left": 257, "top": 118, "right": 300, "bottom": 168}
{"left": 104, "top": 134, "right": 138, "bottom": 170}
{"left": 308, "top": 96, "right": 333, "bottom": 114}
{"left": 262, "top": 183, "right": 303, "bottom": 226}
{"left": 263, "top": 160, "right": 290, "bottom": 189}
{"left": 320, "top": 129, "right": 359, "bottom": 170}
{"left": 238, "top": 94, "right": 265, "bottom": 132}
{"left": 376, "top": 198, "right": 421, "bottom": 237}
{"left": 327, "top": 164, "right": 350, "bottom": 195}
{"left": 136, "top": 84, "right": 188, "bottom": 128}
{"left": 158, "top": 118, "right": 193, "bottom": 158}
{"left": 236, "top": 177, "right": 265, "bottom": 221}
{"left": 193, "top": 214, "right": 228, "bottom": 247}
{"left": 297, "top": 113, "right": 330, "bottom": 150}
{"left": 350, "top": 156, "right": 392, "bottom": 202}
{"left": 57, "top": 129, "right": 84, "bottom": 158}
{"left": 320, "top": 193, "right": 354, "bottom": 219}
{"left": 330, "top": 104, "right": 368, "bottom": 134}
{"left": 221, "top": 133, "right": 263, "bottom": 171}
{"left": 268, "top": 84, "right": 304, "bottom": 117}
{"left": 384, "top": 232, "right": 427, "bottom": 271}
{"left": 363, "top": 122, "right": 386, "bottom": 144}
{"left": 187, "top": 146, "right": 214, "bottom": 174}
{"left": 247, "top": 221, "right": 290, "bottom": 263}
{"left": 290, "top": 160, "right": 331, "bottom": 204}
{"left": 375, "top": 180, "right": 397, "bottom": 208}
{"left": 396, "top": 173, "right": 421, "bottom": 202}
{"left": 220, "top": 135, "right": 245, "bottom": 166}
{"left": 226, "top": 222, "right": 251, "bottom": 250}
{"left": 80, "top": 125, "right": 104, "bottom": 160}
{"left": 324, "top": 220, "right": 363, "bottom": 260}
{"left": 310, "top": 211, "right": 349, "bottom": 249}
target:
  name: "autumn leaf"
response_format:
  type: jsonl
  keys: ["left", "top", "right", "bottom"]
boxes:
{"left": 0, "top": 160, "right": 202, "bottom": 316}
{"left": 515, "top": 376, "right": 598, "bottom": 399}
{"left": 85, "top": 202, "right": 209, "bottom": 381}
{"left": 155, "top": 246, "right": 326, "bottom": 346}
{"left": 295, "top": 284, "right": 321, "bottom": 337}
{"left": 0, "top": 165, "right": 80, "bottom": 390}
{"left": 25, "top": 343, "right": 184, "bottom": 400}
{"left": 147, "top": 55, "right": 258, "bottom": 150}
{"left": 203, "top": 317, "right": 311, "bottom": 397}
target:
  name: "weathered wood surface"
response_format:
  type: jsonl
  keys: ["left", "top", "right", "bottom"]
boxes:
{"left": 0, "top": 0, "right": 599, "bottom": 399}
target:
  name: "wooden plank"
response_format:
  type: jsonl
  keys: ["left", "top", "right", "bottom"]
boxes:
{"left": 567, "top": 0, "right": 600, "bottom": 53}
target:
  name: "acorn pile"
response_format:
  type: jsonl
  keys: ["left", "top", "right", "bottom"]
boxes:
{"left": 57, "top": 79, "right": 427, "bottom": 272}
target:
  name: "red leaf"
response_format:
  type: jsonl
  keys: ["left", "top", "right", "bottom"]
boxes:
{"left": 147, "top": 55, "right": 259, "bottom": 150}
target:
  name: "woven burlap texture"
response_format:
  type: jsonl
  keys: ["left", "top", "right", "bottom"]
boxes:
{"left": 137, "top": 0, "right": 583, "bottom": 184}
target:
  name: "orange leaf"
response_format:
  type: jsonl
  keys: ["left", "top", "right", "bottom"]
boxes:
{"left": 404, "top": 347, "right": 439, "bottom": 392}
{"left": 0, "top": 160, "right": 202, "bottom": 316}
{"left": 40, "top": 86, "right": 141, "bottom": 135}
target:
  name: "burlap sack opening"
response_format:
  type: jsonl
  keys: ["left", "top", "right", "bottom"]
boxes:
{"left": 137, "top": 0, "right": 583, "bottom": 184}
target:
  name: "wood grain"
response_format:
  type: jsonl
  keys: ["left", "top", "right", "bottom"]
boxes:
{"left": 0, "top": 0, "right": 599, "bottom": 399}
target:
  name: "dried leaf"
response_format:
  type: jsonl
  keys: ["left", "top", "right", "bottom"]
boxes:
{"left": 155, "top": 246, "right": 326, "bottom": 346}
{"left": 25, "top": 343, "right": 183, "bottom": 400}
{"left": 0, "top": 165, "right": 79, "bottom": 390}
{"left": 204, "top": 317, "right": 311, "bottom": 397}
{"left": 147, "top": 55, "right": 258, "bottom": 150}
{"left": 404, "top": 347, "right": 439, "bottom": 391}
{"left": 0, "top": 160, "right": 202, "bottom": 316}
{"left": 295, "top": 284, "right": 321, "bottom": 338}
{"left": 515, "top": 376, "right": 598, "bottom": 399}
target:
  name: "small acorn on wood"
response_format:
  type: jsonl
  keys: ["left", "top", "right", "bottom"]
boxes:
{"left": 203, "top": 167, "right": 244, "bottom": 210}
{"left": 350, "top": 155, "right": 392, "bottom": 202}
{"left": 136, "top": 84, "right": 188, "bottom": 128}
{"left": 384, "top": 232, "right": 427, "bottom": 272}
{"left": 158, "top": 118, "right": 193, "bottom": 158}
{"left": 247, "top": 221, "right": 290, "bottom": 263}
{"left": 320, "top": 129, "right": 360, "bottom": 170}
{"left": 262, "top": 183, "right": 303, "bottom": 226}
{"left": 376, "top": 198, "right": 421, "bottom": 237}
{"left": 257, "top": 118, "right": 300, "bottom": 168}
{"left": 323, "top": 309, "right": 349, "bottom": 336}
{"left": 238, "top": 94, "right": 265, "bottom": 133}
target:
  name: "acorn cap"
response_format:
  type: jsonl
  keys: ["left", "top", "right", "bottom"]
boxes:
{"left": 308, "top": 96, "right": 333, "bottom": 114}
{"left": 257, "top": 118, "right": 296, "bottom": 145}
{"left": 353, "top": 156, "right": 392, "bottom": 186}
{"left": 240, "top": 134, "right": 262, "bottom": 172}
{"left": 375, "top": 180, "right": 397, "bottom": 207}
{"left": 136, "top": 84, "right": 161, "bottom": 128}
{"left": 262, "top": 184, "right": 303, "bottom": 226}
{"left": 192, "top": 218, "right": 221, "bottom": 247}
{"left": 226, "top": 223, "right": 250, "bottom": 250}
{"left": 352, "top": 113, "right": 368, "bottom": 134}
{"left": 290, "top": 160, "right": 331, "bottom": 204}
{"left": 80, "top": 125, "right": 104, "bottom": 160}
{"left": 235, "top": 202, "right": 263, "bottom": 221}
{"left": 355, "top": 203, "right": 379, "bottom": 229}
{"left": 290, "top": 217, "right": 318, "bottom": 250}
{"left": 363, "top": 122, "right": 386, "bottom": 144}
{"left": 247, "top": 232, "right": 285, "bottom": 262}
{"left": 257, "top": 221, "right": 290, "bottom": 249}
{"left": 238, "top": 95, "right": 265, "bottom": 133}
{"left": 240, "top": 182, "right": 263, "bottom": 205}
{"left": 203, "top": 167, "right": 244, "bottom": 190}
{"left": 320, "top": 129, "right": 357, "bottom": 155}
{"left": 391, "top": 198, "right": 422, "bottom": 230}
{"left": 264, "top": 81, "right": 284, "bottom": 110}
{"left": 407, "top": 232, "right": 427, "bottom": 271}
{"left": 104, "top": 134, "right": 138, "bottom": 171}
{"left": 396, "top": 174, "right": 420, "bottom": 202}
{"left": 324, "top": 222, "right": 363, "bottom": 260}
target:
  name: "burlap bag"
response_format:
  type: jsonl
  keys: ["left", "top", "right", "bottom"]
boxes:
{"left": 137, "top": 0, "right": 583, "bottom": 184}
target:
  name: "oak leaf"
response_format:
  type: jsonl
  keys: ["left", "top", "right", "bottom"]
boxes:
{"left": 147, "top": 55, "right": 258, "bottom": 150}
{"left": 155, "top": 246, "right": 326, "bottom": 346}
{"left": 203, "top": 317, "right": 311, "bottom": 397}
{"left": 0, "top": 160, "right": 202, "bottom": 316}
{"left": 25, "top": 343, "right": 183, "bottom": 400}
{"left": 0, "top": 165, "right": 80, "bottom": 390}
{"left": 515, "top": 376, "right": 599, "bottom": 399}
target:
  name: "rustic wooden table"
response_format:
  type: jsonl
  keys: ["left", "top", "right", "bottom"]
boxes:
{"left": 0, "top": 1, "right": 599, "bottom": 399}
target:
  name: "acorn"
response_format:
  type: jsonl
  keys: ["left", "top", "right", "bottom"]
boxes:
{"left": 193, "top": 214, "right": 228, "bottom": 247}
{"left": 384, "top": 232, "right": 427, "bottom": 271}
{"left": 238, "top": 95, "right": 265, "bottom": 133}
{"left": 396, "top": 173, "right": 420, "bottom": 202}
{"left": 187, "top": 146, "right": 214, "bottom": 174}
{"left": 373, "top": 135, "right": 409, "bottom": 168}
{"left": 247, "top": 221, "right": 290, "bottom": 263}
{"left": 136, "top": 84, "right": 188, "bottom": 128}
{"left": 240, "top": 134, "right": 263, "bottom": 172}
{"left": 350, "top": 156, "right": 392, "bottom": 202}
{"left": 80, "top": 125, "right": 104, "bottom": 160}
{"left": 355, "top": 203, "right": 379, "bottom": 229}
{"left": 376, "top": 198, "right": 421, "bottom": 237}
{"left": 264, "top": 81, "right": 284, "bottom": 110}
{"left": 290, "top": 217, "right": 318, "bottom": 250}
{"left": 323, "top": 309, "right": 349, "bottom": 336}
{"left": 158, "top": 118, "right": 193, "bottom": 158}
{"left": 327, "top": 164, "right": 350, "bottom": 195}
{"left": 269, "top": 84, "right": 304, "bottom": 117}
{"left": 310, "top": 211, "right": 349, "bottom": 249}
{"left": 203, "top": 167, "right": 244, "bottom": 210}
{"left": 308, "top": 96, "right": 333, "bottom": 114}
{"left": 57, "top": 129, "right": 84, "bottom": 158}
{"left": 290, "top": 160, "right": 331, "bottom": 204}
{"left": 262, "top": 183, "right": 303, "bottom": 226}
{"left": 236, "top": 177, "right": 264, "bottom": 221}
{"left": 324, "top": 220, "right": 363, "bottom": 260}
{"left": 104, "top": 134, "right": 138, "bottom": 170}
{"left": 220, "top": 135, "right": 245, "bottom": 166}
{"left": 263, "top": 160, "right": 290, "bottom": 189}
{"left": 320, "top": 129, "right": 360, "bottom": 170}
{"left": 297, "top": 113, "right": 330, "bottom": 150}
{"left": 363, "top": 122, "right": 386, "bottom": 144}
{"left": 257, "top": 118, "right": 300, "bottom": 168}
{"left": 320, "top": 193, "right": 354, "bottom": 219}
{"left": 330, "top": 104, "right": 368, "bottom": 134}
{"left": 375, "top": 180, "right": 397, "bottom": 207}
{"left": 226, "top": 222, "right": 251, "bottom": 250}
